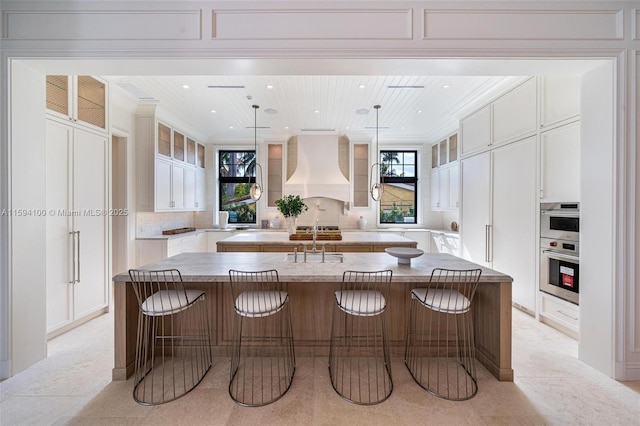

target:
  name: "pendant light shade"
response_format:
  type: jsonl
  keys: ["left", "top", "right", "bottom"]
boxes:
{"left": 250, "top": 104, "right": 263, "bottom": 201}
{"left": 370, "top": 104, "right": 384, "bottom": 201}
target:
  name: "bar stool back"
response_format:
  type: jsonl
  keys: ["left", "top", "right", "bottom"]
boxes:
{"left": 228, "top": 269, "right": 295, "bottom": 406}
{"left": 329, "top": 270, "right": 393, "bottom": 405}
{"left": 128, "top": 269, "right": 212, "bottom": 405}
{"left": 405, "top": 268, "right": 482, "bottom": 400}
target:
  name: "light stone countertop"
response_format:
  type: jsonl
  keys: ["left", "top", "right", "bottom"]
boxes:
{"left": 136, "top": 228, "right": 458, "bottom": 240}
{"left": 136, "top": 229, "right": 210, "bottom": 240}
{"left": 114, "top": 252, "right": 511, "bottom": 284}
{"left": 217, "top": 231, "right": 414, "bottom": 245}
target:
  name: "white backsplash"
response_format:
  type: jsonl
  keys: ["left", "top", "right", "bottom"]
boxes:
{"left": 441, "top": 210, "right": 460, "bottom": 232}
{"left": 137, "top": 212, "right": 195, "bottom": 237}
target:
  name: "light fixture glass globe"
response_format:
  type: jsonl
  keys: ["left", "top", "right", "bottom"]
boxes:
{"left": 371, "top": 182, "right": 383, "bottom": 201}
{"left": 250, "top": 183, "right": 263, "bottom": 201}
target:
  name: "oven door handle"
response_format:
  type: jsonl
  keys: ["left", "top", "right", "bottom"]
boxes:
{"left": 541, "top": 210, "right": 579, "bottom": 217}
{"left": 543, "top": 249, "right": 579, "bottom": 262}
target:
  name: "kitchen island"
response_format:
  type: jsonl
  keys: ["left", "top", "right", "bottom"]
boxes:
{"left": 112, "top": 252, "right": 513, "bottom": 382}
{"left": 215, "top": 231, "right": 417, "bottom": 252}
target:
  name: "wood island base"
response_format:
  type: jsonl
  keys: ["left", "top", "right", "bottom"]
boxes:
{"left": 113, "top": 252, "right": 513, "bottom": 382}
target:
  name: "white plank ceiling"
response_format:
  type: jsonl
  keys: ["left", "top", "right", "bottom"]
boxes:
{"left": 107, "top": 74, "right": 525, "bottom": 144}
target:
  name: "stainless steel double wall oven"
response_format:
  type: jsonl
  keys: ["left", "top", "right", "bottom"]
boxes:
{"left": 540, "top": 203, "right": 580, "bottom": 305}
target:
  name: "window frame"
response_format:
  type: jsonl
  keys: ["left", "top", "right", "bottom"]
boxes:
{"left": 218, "top": 149, "right": 258, "bottom": 225}
{"left": 378, "top": 149, "right": 419, "bottom": 225}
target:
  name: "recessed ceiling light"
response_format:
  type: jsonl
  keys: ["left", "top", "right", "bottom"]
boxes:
{"left": 401, "top": 126, "right": 405, "bottom": 130}
{"left": 356, "top": 108, "right": 369, "bottom": 115}
{"left": 266, "top": 84, "right": 273, "bottom": 89}
{"left": 359, "top": 84, "right": 366, "bottom": 89}
{"left": 346, "top": 126, "right": 350, "bottom": 130}
{"left": 285, "top": 126, "right": 289, "bottom": 129}
{"left": 229, "top": 126, "right": 234, "bottom": 129}
{"left": 210, "top": 110, "right": 217, "bottom": 113}
{"left": 388, "top": 85, "right": 425, "bottom": 89}
{"left": 264, "top": 108, "right": 278, "bottom": 115}
{"left": 182, "top": 84, "right": 190, "bottom": 89}
{"left": 443, "top": 84, "right": 451, "bottom": 89}
{"left": 314, "top": 110, "right": 320, "bottom": 114}
{"left": 417, "top": 110, "right": 423, "bottom": 114}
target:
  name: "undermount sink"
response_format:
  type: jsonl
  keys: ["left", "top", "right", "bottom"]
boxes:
{"left": 285, "top": 252, "right": 344, "bottom": 263}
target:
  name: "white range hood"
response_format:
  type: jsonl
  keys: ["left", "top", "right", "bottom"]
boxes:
{"left": 285, "top": 135, "right": 350, "bottom": 202}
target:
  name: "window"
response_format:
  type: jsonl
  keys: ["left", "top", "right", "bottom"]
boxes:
{"left": 219, "top": 150, "right": 257, "bottom": 224}
{"left": 379, "top": 150, "right": 418, "bottom": 224}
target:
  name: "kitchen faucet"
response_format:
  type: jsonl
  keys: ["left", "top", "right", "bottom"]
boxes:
{"left": 312, "top": 217, "right": 318, "bottom": 253}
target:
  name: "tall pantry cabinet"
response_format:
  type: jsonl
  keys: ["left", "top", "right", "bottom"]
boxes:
{"left": 45, "top": 75, "right": 109, "bottom": 336}
{"left": 460, "top": 78, "right": 538, "bottom": 313}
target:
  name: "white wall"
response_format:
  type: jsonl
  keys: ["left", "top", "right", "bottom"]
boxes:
{"left": 579, "top": 61, "right": 616, "bottom": 376}
{"left": 109, "top": 85, "right": 138, "bottom": 274}
{"left": 7, "top": 60, "right": 47, "bottom": 373}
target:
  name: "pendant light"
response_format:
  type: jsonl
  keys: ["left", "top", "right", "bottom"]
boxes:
{"left": 249, "top": 104, "right": 263, "bottom": 201}
{"left": 370, "top": 104, "right": 384, "bottom": 201}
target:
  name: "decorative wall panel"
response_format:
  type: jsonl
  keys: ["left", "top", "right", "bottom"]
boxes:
{"left": 423, "top": 10, "right": 622, "bottom": 40}
{"left": 3, "top": 10, "right": 202, "bottom": 40}
{"left": 212, "top": 9, "right": 412, "bottom": 40}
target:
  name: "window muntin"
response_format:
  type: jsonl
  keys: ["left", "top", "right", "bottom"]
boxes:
{"left": 219, "top": 150, "right": 257, "bottom": 224}
{"left": 379, "top": 150, "right": 418, "bottom": 224}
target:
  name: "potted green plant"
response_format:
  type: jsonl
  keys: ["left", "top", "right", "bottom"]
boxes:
{"left": 275, "top": 195, "right": 308, "bottom": 234}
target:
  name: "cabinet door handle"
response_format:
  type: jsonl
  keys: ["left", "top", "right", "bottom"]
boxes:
{"left": 556, "top": 310, "right": 578, "bottom": 321}
{"left": 485, "top": 224, "right": 492, "bottom": 263}
{"left": 69, "top": 231, "right": 76, "bottom": 284}
{"left": 76, "top": 230, "right": 81, "bottom": 283}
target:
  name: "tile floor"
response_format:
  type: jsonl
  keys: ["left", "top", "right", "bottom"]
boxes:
{"left": 1, "top": 308, "right": 639, "bottom": 425}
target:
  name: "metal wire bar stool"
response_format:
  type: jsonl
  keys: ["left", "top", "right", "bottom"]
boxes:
{"left": 228, "top": 269, "right": 295, "bottom": 406}
{"left": 404, "top": 268, "right": 482, "bottom": 401}
{"left": 328, "top": 270, "right": 393, "bottom": 405}
{"left": 128, "top": 269, "right": 212, "bottom": 405}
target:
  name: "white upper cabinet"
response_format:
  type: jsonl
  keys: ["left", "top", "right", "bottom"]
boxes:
{"left": 430, "top": 167, "right": 440, "bottom": 210}
{"left": 460, "top": 105, "right": 491, "bottom": 156}
{"left": 540, "top": 75, "right": 581, "bottom": 128}
{"left": 461, "top": 78, "right": 537, "bottom": 158}
{"left": 431, "top": 132, "right": 460, "bottom": 211}
{"left": 492, "top": 78, "right": 537, "bottom": 146}
{"left": 183, "top": 167, "right": 196, "bottom": 210}
{"left": 448, "top": 162, "right": 460, "bottom": 209}
{"left": 540, "top": 121, "right": 581, "bottom": 202}
{"left": 136, "top": 104, "right": 205, "bottom": 212}
{"left": 46, "top": 75, "right": 108, "bottom": 132}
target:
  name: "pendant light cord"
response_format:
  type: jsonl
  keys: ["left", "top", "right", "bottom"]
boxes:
{"left": 249, "top": 104, "right": 263, "bottom": 201}
{"left": 254, "top": 104, "right": 258, "bottom": 153}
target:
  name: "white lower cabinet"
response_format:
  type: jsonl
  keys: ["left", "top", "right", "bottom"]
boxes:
{"left": 539, "top": 292, "right": 579, "bottom": 339}
{"left": 207, "top": 231, "right": 234, "bottom": 251}
{"left": 45, "top": 119, "right": 109, "bottom": 336}
{"left": 136, "top": 232, "right": 213, "bottom": 267}
{"left": 430, "top": 232, "right": 460, "bottom": 256}
{"left": 461, "top": 136, "right": 537, "bottom": 312}
{"left": 384, "top": 230, "right": 430, "bottom": 252}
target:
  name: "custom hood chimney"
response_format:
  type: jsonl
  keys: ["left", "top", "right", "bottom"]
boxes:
{"left": 285, "top": 135, "right": 350, "bottom": 202}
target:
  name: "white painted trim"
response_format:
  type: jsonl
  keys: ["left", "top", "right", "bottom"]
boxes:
{"left": 212, "top": 8, "right": 413, "bottom": 40}
{"left": 0, "top": 0, "right": 638, "bottom": 381}
{"left": 423, "top": 9, "right": 623, "bottom": 41}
